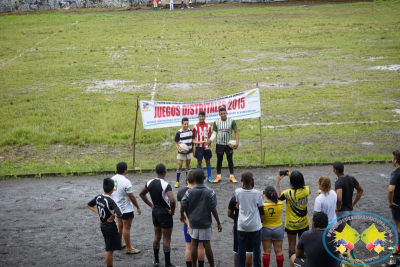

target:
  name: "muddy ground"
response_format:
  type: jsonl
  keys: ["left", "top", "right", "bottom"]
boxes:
{"left": 0, "top": 163, "right": 396, "bottom": 267}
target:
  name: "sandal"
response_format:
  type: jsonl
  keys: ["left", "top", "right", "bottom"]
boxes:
{"left": 126, "top": 247, "right": 141, "bottom": 254}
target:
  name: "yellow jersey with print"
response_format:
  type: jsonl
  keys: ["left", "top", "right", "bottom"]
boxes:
{"left": 279, "top": 186, "right": 310, "bottom": 230}
{"left": 262, "top": 200, "right": 284, "bottom": 228}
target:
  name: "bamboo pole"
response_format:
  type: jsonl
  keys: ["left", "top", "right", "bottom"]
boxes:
{"left": 132, "top": 96, "right": 139, "bottom": 168}
{"left": 259, "top": 116, "right": 263, "bottom": 165}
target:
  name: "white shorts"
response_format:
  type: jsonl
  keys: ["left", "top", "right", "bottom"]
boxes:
{"left": 177, "top": 153, "right": 193, "bottom": 161}
{"left": 190, "top": 227, "right": 212, "bottom": 241}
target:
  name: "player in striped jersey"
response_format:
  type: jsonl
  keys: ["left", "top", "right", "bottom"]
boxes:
{"left": 192, "top": 111, "right": 213, "bottom": 183}
{"left": 208, "top": 107, "right": 239, "bottom": 183}
{"left": 174, "top": 117, "right": 194, "bottom": 188}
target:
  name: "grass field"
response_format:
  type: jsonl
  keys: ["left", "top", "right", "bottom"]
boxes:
{"left": 0, "top": 1, "right": 399, "bottom": 176}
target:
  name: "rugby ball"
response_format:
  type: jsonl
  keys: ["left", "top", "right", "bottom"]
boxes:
{"left": 228, "top": 140, "right": 237, "bottom": 148}
{"left": 179, "top": 143, "right": 189, "bottom": 152}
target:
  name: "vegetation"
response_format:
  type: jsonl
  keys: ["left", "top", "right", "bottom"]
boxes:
{"left": 0, "top": 1, "right": 399, "bottom": 176}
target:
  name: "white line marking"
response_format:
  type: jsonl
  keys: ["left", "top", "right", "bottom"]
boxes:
{"left": 263, "top": 120, "right": 399, "bottom": 129}
{"left": 151, "top": 18, "right": 166, "bottom": 101}
{"left": 1, "top": 21, "right": 79, "bottom": 69}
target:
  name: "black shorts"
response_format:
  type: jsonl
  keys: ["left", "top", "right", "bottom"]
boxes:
{"left": 285, "top": 226, "right": 309, "bottom": 236}
{"left": 152, "top": 208, "right": 173, "bottom": 229}
{"left": 101, "top": 223, "right": 121, "bottom": 251}
{"left": 233, "top": 226, "right": 253, "bottom": 254}
{"left": 121, "top": 211, "right": 134, "bottom": 220}
{"left": 195, "top": 147, "right": 212, "bottom": 160}
{"left": 392, "top": 206, "right": 400, "bottom": 221}
{"left": 216, "top": 144, "right": 233, "bottom": 156}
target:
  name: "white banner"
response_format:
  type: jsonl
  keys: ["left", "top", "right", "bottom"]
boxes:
{"left": 139, "top": 88, "right": 261, "bottom": 129}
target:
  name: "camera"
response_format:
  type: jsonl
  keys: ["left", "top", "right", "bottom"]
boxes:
{"left": 279, "top": 170, "right": 288, "bottom": 176}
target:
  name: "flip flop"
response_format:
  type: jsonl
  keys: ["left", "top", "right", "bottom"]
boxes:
{"left": 120, "top": 244, "right": 126, "bottom": 249}
{"left": 126, "top": 248, "right": 141, "bottom": 254}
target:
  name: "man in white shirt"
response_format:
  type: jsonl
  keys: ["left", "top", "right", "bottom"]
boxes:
{"left": 235, "top": 171, "right": 264, "bottom": 267}
{"left": 111, "top": 162, "right": 142, "bottom": 254}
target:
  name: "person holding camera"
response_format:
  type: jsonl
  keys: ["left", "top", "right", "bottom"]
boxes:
{"left": 276, "top": 170, "right": 310, "bottom": 260}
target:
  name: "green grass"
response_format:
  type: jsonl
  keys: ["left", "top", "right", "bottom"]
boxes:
{"left": 0, "top": 1, "right": 399, "bottom": 175}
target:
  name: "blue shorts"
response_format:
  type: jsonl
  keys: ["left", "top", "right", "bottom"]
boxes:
{"left": 184, "top": 224, "right": 203, "bottom": 243}
{"left": 195, "top": 147, "right": 212, "bottom": 161}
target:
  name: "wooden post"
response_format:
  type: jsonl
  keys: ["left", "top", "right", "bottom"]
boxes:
{"left": 259, "top": 116, "right": 263, "bottom": 165}
{"left": 132, "top": 96, "right": 139, "bottom": 168}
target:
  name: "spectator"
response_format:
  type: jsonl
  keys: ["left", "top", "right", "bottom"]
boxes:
{"left": 276, "top": 170, "right": 310, "bottom": 259}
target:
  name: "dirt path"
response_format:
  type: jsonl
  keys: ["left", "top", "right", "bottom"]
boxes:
{"left": 0, "top": 163, "right": 394, "bottom": 266}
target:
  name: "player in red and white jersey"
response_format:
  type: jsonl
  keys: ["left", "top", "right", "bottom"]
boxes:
{"left": 192, "top": 111, "right": 213, "bottom": 183}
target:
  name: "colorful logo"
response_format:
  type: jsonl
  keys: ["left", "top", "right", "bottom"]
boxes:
{"left": 323, "top": 212, "right": 398, "bottom": 266}
{"left": 142, "top": 102, "right": 150, "bottom": 112}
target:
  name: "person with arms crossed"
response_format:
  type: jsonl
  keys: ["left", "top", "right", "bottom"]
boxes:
{"left": 261, "top": 186, "right": 284, "bottom": 267}
{"left": 193, "top": 111, "right": 214, "bottom": 183}
{"left": 139, "top": 163, "right": 176, "bottom": 267}
{"left": 388, "top": 149, "right": 400, "bottom": 255}
{"left": 276, "top": 170, "right": 310, "bottom": 260}
{"left": 180, "top": 169, "right": 222, "bottom": 267}
{"left": 235, "top": 171, "right": 264, "bottom": 267}
{"left": 290, "top": 212, "right": 340, "bottom": 267}
{"left": 208, "top": 107, "right": 239, "bottom": 183}
{"left": 177, "top": 170, "right": 205, "bottom": 267}
{"left": 174, "top": 117, "right": 194, "bottom": 188}
{"left": 111, "top": 162, "right": 141, "bottom": 254}
{"left": 87, "top": 178, "right": 122, "bottom": 267}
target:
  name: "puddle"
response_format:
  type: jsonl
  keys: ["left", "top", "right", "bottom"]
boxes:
{"left": 258, "top": 81, "right": 300, "bottom": 89}
{"left": 161, "top": 141, "right": 172, "bottom": 146}
{"left": 166, "top": 83, "right": 214, "bottom": 91}
{"left": 314, "top": 79, "right": 357, "bottom": 87}
{"left": 369, "top": 65, "right": 400, "bottom": 71}
{"left": 361, "top": 142, "right": 374, "bottom": 146}
{"left": 86, "top": 80, "right": 152, "bottom": 94}
{"left": 360, "top": 56, "right": 384, "bottom": 62}
{"left": 275, "top": 53, "right": 309, "bottom": 61}
{"left": 239, "top": 66, "right": 274, "bottom": 72}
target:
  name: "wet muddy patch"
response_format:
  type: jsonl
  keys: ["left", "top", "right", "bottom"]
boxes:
{"left": 369, "top": 65, "right": 400, "bottom": 71}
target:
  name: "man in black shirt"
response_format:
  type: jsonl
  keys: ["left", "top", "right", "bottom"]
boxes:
{"left": 87, "top": 178, "right": 122, "bottom": 267}
{"left": 333, "top": 161, "right": 363, "bottom": 232}
{"left": 139, "top": 163, "right": 176, "bottom": 267}
{"left": 290, "top": 212, "right": 340, "bottom": 267}
{"left": 388, "top": 150, "right": 400, "bottom": 254}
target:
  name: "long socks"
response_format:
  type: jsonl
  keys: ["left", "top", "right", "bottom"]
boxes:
{"left": 153, "top": 245, "right": 160, "bottom": 263}
{"left": 206, "top": 164, "right": 212, "bottom": 178}
{"left": 197, "top": 165, "right": 202, "bottom": 169}
{"left": 164, "top": 248, "right": 171, "bottom": 266}
{"left": 198, "top": 260, "right": 204, "bottom": 267}
{"left": 276, "top": 254, "right": 284, "bottom": 267}
{"left": 186, "top": 261, "right": 192, "bottom": 267}
{"left": 176, "top": 169, "right": 181, "bottom": 182}
{"left": 262, "top": 253, "right": 270, "bottom": 267}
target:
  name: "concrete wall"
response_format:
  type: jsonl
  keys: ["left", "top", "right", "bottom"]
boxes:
{"left": 0, "top": 0, "right": 280, "bottom": 12}
{"left": 0, "top": 0, "right": 135, "bottom": 12}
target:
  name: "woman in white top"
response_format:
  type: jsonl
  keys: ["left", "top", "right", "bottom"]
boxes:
{"left": 314, "top": 176, "right": 337, "bottom": 227}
